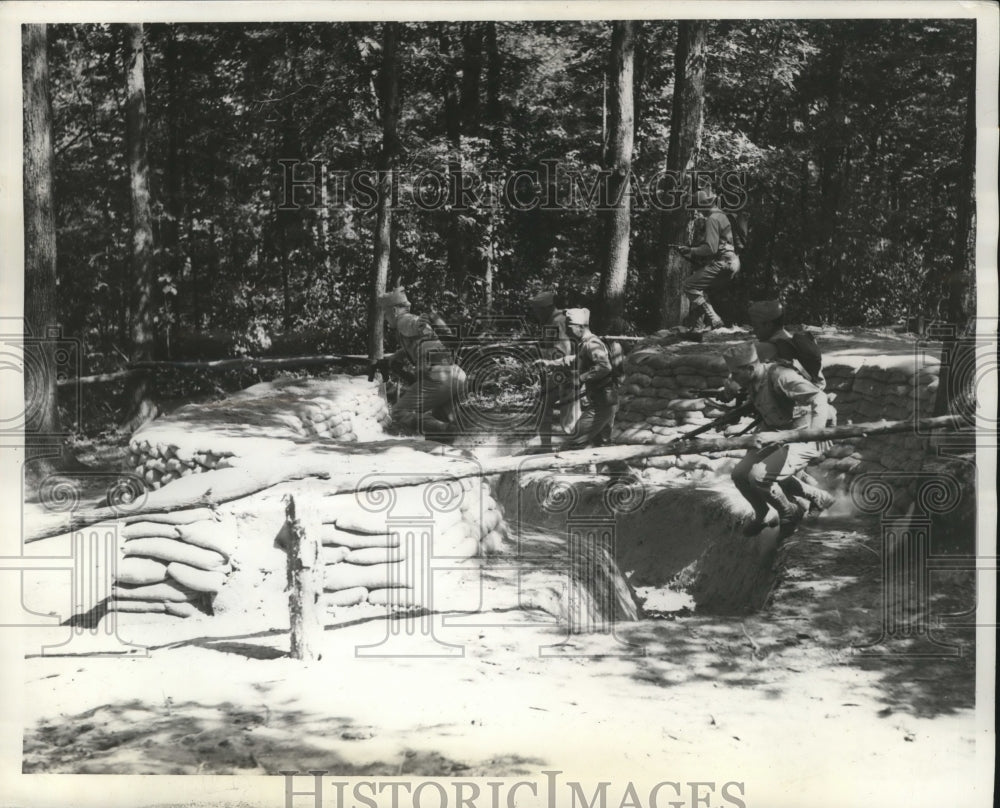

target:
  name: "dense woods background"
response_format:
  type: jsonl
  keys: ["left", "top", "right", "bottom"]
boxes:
{"left": 23, "top": 19, "right": 978, "bottom": 437}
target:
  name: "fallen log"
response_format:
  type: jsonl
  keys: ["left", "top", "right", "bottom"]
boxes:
{"left": 24, "top": 415, "right": 968, "bottom": 544}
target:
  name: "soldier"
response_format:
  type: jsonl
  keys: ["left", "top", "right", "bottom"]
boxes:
{"left": 528, "top": 290, "right": 581, "bottom": 448}
{"left": 677, "top": 187, "right": 740, "bottom": 331}
{"left": 723, "top": 342, "right": 831, "bottom": 540}
{"left": 375, "top": 287, "right": 467, "bottom": 435}
{"left": 536, "top": 308, "right": 618, "bottom": 450}
{"left": 748, "top": 299, "right": 835, "bottom": 515}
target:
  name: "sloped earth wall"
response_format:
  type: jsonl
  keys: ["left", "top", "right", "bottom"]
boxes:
{"left": 49, "top": 375, "right": 635, "bottom": 630}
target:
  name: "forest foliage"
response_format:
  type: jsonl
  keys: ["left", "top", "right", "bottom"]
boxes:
{"left": 43, "top": 19, "right": 975, "bottom": 367}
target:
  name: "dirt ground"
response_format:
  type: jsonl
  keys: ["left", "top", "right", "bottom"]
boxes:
{"left": 17, "top": 496, "right": 981, "bottom": 806}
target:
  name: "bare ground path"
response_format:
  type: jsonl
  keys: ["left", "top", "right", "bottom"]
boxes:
{"left": 20, "top": 508, "right": 977, "bottom": 803}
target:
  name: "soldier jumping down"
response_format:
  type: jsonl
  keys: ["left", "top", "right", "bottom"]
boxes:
{"left": 723, "top": 342, "right": 831, "bottom": 540}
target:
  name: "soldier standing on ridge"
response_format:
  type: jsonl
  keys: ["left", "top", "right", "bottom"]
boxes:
{"left": 528, "top": 290, "right": 581, "bottom": 449}
{"left": 535, "top": 308, "right": 619, "bottom": 450}
{"left": 677, "top": 187, "right": 740, "bottom": 331}
{"left": 723, "top": 342, "right": 831, "bottom": 540}
{"left": 374, "top": 287, "right": 467, "bottom": 435}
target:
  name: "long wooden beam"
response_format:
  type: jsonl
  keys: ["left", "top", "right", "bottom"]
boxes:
{"left": 24, "top": 414, "right": 968, "bottom": 543}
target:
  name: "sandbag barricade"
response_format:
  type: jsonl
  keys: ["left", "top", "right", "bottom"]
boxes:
{"left": 109, "top": 508, "right": 238, "bottom": 617}
{"left": 612, "top": 332, "right": 941, "bottom": 504}
{"left": 128, "top": 376, "right": 392, "bottom": 490}
{"left": 278, "top": 478, "right": 508, "bottom": 613}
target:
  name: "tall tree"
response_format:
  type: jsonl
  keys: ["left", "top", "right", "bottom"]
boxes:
{"left": 934, "top": 50, "right": 977, "bottom": 420}
{"left": 655, "top": 21, "right": 707, "bottom": 328}
{"left": 368, "top": 22, "right": 401, "bottom": 360}
{"left": 596, "top": 21, "right": 636, "bottom": 333}
{"left": 122, "top": 23, "right": 157, "bottom": 429}
{"left": 22, "top": 24, "right": 63, "bottom": 474}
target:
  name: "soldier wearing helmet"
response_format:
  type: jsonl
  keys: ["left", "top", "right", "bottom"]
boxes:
{"left": 375, "top": 287, "right": 467, "bottom": 436}
{"left": 677, "top": 186, "right": 740, "bottom": 331}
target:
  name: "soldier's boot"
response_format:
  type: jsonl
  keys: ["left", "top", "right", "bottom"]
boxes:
{"left": 682, "top": 302, "right": 706, "bottom": 331}
{"left": 780, "top": 476, "right": 835, "bottom": 518}
{"left": 702, "top": 302, "right": 725, "bottom": 330}
{"left": 734, "top": 477, "right": 776, "bottom": 536}
{"left": 768, "top": 484, "right": 807, "bottom": 540}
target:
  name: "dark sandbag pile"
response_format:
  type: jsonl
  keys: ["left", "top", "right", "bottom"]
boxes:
{"left": 127, "top": 376, "right": 391, "bottom": 489}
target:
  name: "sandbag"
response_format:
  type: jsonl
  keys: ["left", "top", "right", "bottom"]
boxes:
{"left": 124, "top": 537, "right": 228, "bottom": 570}
{"left": 164, "top": 600, "right": 202, "bottom": 618}
{"left": 166, "top": 561, "right": 227, "bottom": 594}
{"left": 367, "top": 587, "right": 421, "bottom": 607}
{"left": 122, "top": 521, "right": 181, "bottom": 539}
{"left": 322, "top": 545, "right": 351, "bottom": 564}
{"left": 319, "top": 525, "right": 399, "bottom": 549}
{"left": 108, "top": 598, "right": 166, "bottom": 614}
{"left": 324, "top": 560, "right": 409, "bottom": 591}
{"left": 326, "top": 586, "right": 369, "bottom": 607}
{"left": 117, "top": 557, "right": 169, "bottom": 585}
{"left": 112, "top": 581, "right": 197, "bottom": 602}
{"left": 344, "top": 546, "right": 406, "bottom": 565}
{"left": 177, "top": 519, "right": 238, "bottom": 559}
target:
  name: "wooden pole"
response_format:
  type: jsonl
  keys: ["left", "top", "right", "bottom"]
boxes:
{"left": 284, "top": 494, "right": 324, "bottom": 661}
{"left": 25, "top": 415, "right": 969, "bottom": 544}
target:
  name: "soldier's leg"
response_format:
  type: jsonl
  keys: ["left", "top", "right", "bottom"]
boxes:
{"left": 768, "top": 443, "right": 824, "bottom": 537}
{"left": 562, "top": 404, "right": 597, "bottom": 450}
{"left": 683, "top": 264, "right": 724, "bottom": 330}
{"left": 732, "top": 448, "right": 778, "bottom": 535}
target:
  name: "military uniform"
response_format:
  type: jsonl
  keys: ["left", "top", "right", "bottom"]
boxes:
{"left": 543, "top": 309, "right": 618, "bottom": 450}
{"left": 725, "top": 343, "right": 830, "bottom": 538}
{"left": 382, "top": 296, "right": 467, "bottom": 434}
{"left": 682, "top": 202, "right": 740, "bottom": 330}
{"left": 530, "top": 292, "right": 581, "bottom": 446}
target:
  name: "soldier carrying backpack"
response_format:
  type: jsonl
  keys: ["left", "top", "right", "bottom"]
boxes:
{"left": 747, "top": 299, "right": 835, "bottom": 517}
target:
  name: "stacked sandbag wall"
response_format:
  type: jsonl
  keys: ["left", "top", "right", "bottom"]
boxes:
{"left": 613, "top": 347, "right": 749, "bottom": 482}
{"left": 279, "top": 478, "right": 508, "bottom": 612}
{"left": 812, "top": 357, "right": 939, "bottom": 512}
{"left": 613, "top": 341, "right": 941, "bottom": 508}
{"left": 110, "top": 508, "right": 237, "bottom": 617}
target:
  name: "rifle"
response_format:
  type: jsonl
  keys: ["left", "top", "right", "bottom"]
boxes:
{"left": 668, "top": 399, "right": 761, "bottom": 444}
{"left": 666, "top": 243, "right": 689, "bottom": 251}
{"left": 369, "top": 357, "right": 416, "bottom": 385}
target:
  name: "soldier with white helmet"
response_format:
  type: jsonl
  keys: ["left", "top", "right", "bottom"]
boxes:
{"left": 535, "top": 307, "right": 619, "bottom": 450}
{"left": 375, "top": 287, "right": 467, "bottom": 435}
{"left": 528, "top": 290, "right": 581, "bottom": 448}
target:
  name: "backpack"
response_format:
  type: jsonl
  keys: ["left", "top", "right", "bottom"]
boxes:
{"left": 729, "top": 210, "right": 750, "bottom": 254}
{"left": 772, "top": 331, "right": 823, "bottom": 385}
{"left": 607, "top": 339, "right": 626, "bottom": 385}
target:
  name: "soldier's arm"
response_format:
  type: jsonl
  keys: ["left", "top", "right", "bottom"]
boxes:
{"left": 579, "top": 341, "right": 612, "bottom": 385}
{"left": 690, "top": 215, "right": 721, "bottom": 258}
{"left": 775, "top": 368, "right": 829, "bottom": 430}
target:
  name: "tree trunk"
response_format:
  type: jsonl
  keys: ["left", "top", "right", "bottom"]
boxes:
{"left": 596, "top": 21, "right": 636, "bottom": 334}
{"left": 934, "top": 52, "right": 977, "bottom": 421}
{"left": 439, "top": 26, "right": 466, "bottom": 303}
{"left": 655, "top": 21, "right": 707, "bottom": 328}
{"left": 122, "top": 23, "right": 158, "bottom": 431}
{"left": 22, "top": 24, "right": 65, "bottom": 477}
{"left": 368, "top": 22, "right": 400, "bottom": 360}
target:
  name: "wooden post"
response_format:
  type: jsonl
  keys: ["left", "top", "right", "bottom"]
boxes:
{"left": 284, "top": 494, "right": 324, "bottom": 661}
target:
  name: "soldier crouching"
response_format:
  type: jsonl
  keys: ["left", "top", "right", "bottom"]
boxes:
{"left": 376, "top": 287, "right": 467, "bottom": 435}
{"left": 723, "top": 342, "right": 831, "bottom": 540}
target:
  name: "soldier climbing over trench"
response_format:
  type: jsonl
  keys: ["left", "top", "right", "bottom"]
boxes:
{"left": 373, "top": 287, "right": 468, "bottom": 436}
{"left": 723, "top": 342, "right": 833, "bottom": 540}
